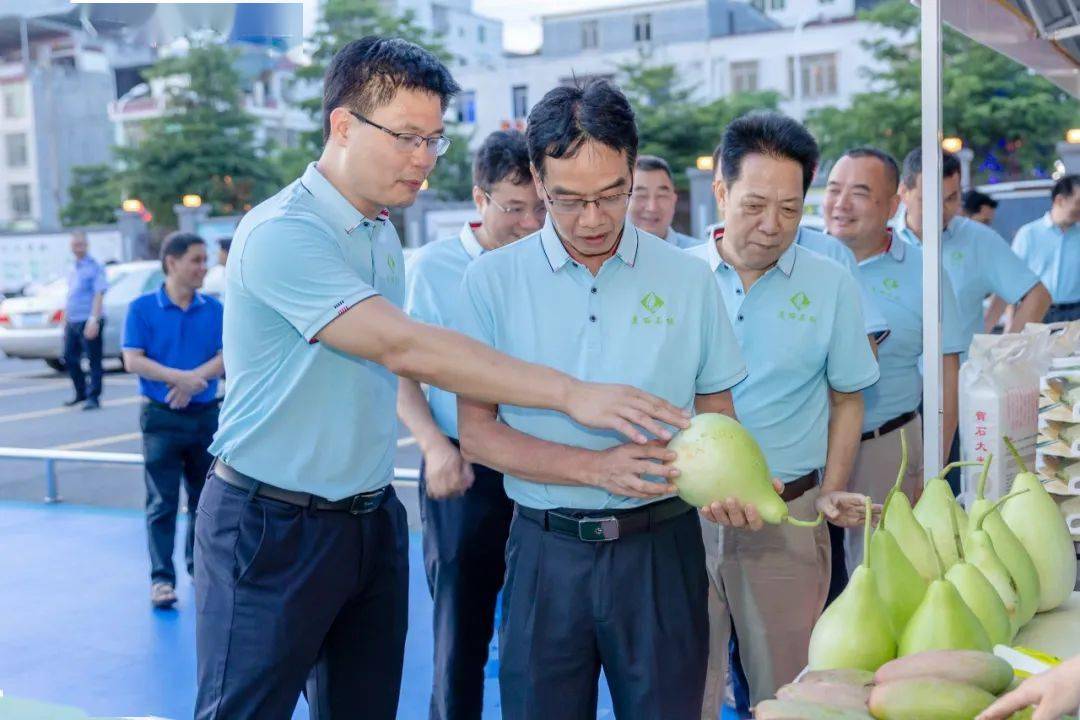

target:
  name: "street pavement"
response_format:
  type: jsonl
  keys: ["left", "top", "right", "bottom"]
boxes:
{"left": 0, "top": 354, "right": 423, "bottom": 519}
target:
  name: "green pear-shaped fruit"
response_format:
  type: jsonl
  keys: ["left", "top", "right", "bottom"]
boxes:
{"left": 809, "top": 497, "right": 897, "bottom": 671}
{"left": 869, "top": 527, "right": 927, "bottom": 635}
{"left": 966, "top": 529, "right": 1021, "bottom": 636}
{"left": 1000, "top": 438, "right": 1077, "bottom": 612}
{"left": 669, "top": 414, "right": 822, "bottom": 526}
{"left": 944, "top": 562, "right": 1012, "bottom": 646}
{"left": 880, "top": 431, "right": 940, "bottom": 582}
{"left": 914, "top": 464, "right": 979, "bottom": 569}
{"left": 898, "top": 538, "right": 993, "bottom": 656}
{"left": 967, "top": 454, "right": 1041, "bottom": 626}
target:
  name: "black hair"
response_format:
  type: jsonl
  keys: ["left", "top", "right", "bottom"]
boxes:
{"left": 721, "top": 112, "right": 819, "bottom": 195}
{"left": 160, "top": 232, "right": 205, "bottom": 275}
{"left": 962, "top": 189, "right": 998, "bottom": 215}
{"left": 473, "top": 130, "right": 531, "bottom": 189}
{"left": 217, "top": 237, "right": 232, "bottom": 254}
{"left": 711, "top": 141, "right": 723, "bottom": 177}
{"left": 1052, "top": 174, "right": 1080, "bottom": 202}
{"left": 841, "top": 146, "right": 901, "bottom": 194}
{"left": 635, "top": 155, "right": 674, "bottom": 183}
{"left": 322, "top": 36, "right": 460, "bottom": 144}
{"left": 526, "top": 79, "right": 638, "bottom": 178}
{"left": 901, "top": 147, "right": 962, "bottom": 188}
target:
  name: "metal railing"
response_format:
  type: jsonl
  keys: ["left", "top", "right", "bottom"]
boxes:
{"left": 0, "top": 447, "right": 419, "bottom": 503}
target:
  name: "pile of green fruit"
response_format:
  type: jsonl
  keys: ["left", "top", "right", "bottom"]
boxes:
{"left": 775, "top": 430, "right": 1079, "bottom": 718}
{"left": 755, "top": 650, "right": 1048, "bottom": 719}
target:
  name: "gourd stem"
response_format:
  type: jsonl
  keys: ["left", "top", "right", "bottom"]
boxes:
{"left": 934, "top": 461, "right": 982, "bottom": 481}
{"left": 973, "top": 489, "right": 1030, "bottom": 532}
{"left": 862, "top": 496, "right": 873, "bottom": 568}
{"left": 882, "top": 429, "right": 909, "bottom": 525}
{"left": 1003, "top": 436, "right": 1030, "bottom": 474}
{"left": 929, "top": 534, "right": 945, "bottom": 577}
{"left": 977, "top": 453, "right": 993, "bottom": 501}
{"left": 947, "top": 494, "right": 964, "bottom": 562}
{"left": 785, "top": 512, "right": 824, "bottom": 528}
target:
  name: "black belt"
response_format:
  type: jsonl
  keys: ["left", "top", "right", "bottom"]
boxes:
{"left": 213, "top": 459, "right": 388, "bottom": 515}
{"left": 516, "top": 496, "right": 693, "bottom": 542}
{"left": 1050, "top": 300, "right": 1080, "bottom": 311}
{"left": 780, "top": 470, "right": 819, "bottom": 503}
{"left": 862, "top": 410, "right": 918, "bottom": 442}
{"left": 146, "top": 398, "right": 220, "bottom": 414}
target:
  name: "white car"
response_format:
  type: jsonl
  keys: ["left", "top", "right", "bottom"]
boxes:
{"left": 0, "top": 261, "right": 164, "bottom": 371}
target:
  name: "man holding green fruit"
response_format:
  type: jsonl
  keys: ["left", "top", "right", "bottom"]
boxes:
{"left": 689, "top": 112, "right": 881, "bottom": 713}
{"left": 823, "top": 147, "right": 967, "bottom": 573}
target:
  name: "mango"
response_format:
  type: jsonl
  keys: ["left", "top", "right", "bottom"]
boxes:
{"left": 873, "top": 650, "right": 1013, "bottom": 694}
{"left": 868, "top": 678, "right": 995, "bottom": 720}
{"left": 800, "top": 669, "right": 875, "bottom": 687}
{"left": 777, "top": 681, "right": 871, "bottom": 711}
{"left": 755, "top": 699, "right": 874, "bottom": 720}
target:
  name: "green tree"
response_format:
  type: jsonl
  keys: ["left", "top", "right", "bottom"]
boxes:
{"left": 115, "top": 40, "right": 279, "bottom": 226}
{"left": 277, "top": 0, "right": 473, "bottom": 200}
{"left": 806, "top": 0, "right": 1080, "bottom": 180}
{"left": 61, "top": 164, "right": 120, "bottom": 227}
{"left": 618, "top": 55, "right": 780, "bottom": 187}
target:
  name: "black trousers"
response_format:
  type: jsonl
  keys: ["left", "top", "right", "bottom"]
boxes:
{"left": 63, "top": 319, "right": 104, "bottom": 400}
{"left": 140, "top": 400, "right": 217, "bottom": 585}
{"left": 419, "top": 447, "right": 512, "bottom": 720}
{"left": 193, "top": 474, "right": 409, "bottom": 720}
{"left": 498, "top": 505, "right": 708, "bottom": 720}
{"left": 1046, "top": 301, "right": 1080, "bottom": 324}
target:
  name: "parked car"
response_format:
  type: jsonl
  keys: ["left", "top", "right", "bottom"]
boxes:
{"left": 0, "top": 261, "right": 163, "bottom": 371}
{"left": 975, "top": 179, "right": 1054, "bottom": 243}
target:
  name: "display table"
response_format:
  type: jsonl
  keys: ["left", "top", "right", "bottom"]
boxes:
{"left": 1014, "top": 591, "right": 1080, "bottom": 660}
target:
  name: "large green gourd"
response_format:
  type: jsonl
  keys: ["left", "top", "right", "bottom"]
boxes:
{"left": 880, "top": 430, "right": 940, "bottom": 582}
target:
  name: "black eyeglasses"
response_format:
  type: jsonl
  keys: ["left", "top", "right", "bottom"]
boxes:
{"left": 349, "top": 110, "right": 452, "bottom": 157}
{"left": 539, "top": 178, "right": 634, "bottom": 215}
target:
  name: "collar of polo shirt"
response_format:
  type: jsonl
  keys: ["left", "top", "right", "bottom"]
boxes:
{"left": 538, "top": 215, "right": 639, "bottom": 273}
{"left": 299, "top": 162, "right": 389, "bottom": 235}
{"left": 155, "top": 284, "right": 206, "bottom": 310}
{"left": 704, "top": 225, "right": 797, "bottom": 278}
{"left": 459, "top": 221, "right": 485, "bottom": 260}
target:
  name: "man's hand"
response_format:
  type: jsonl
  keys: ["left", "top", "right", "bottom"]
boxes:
{"left": 976, "top": 655, "right": 1080, "bottom": 720}
{"left": 699, "top": 478, "right": 784, "bottom": 531}
{"left": 816, "top": 491, "right": 880, "bottom": 528}
{"left": 170, "top": 370, "right": 209, "bottom": 396}
{"left": 83, "top": 318, "right": 100, "bottom": 340}
{"left": 582, "top": 441, "right": 679, "bottom": 499}
{"left": 165, "top": 386, "right": 193, "bottom": 410}
{"left": 566, "top": 380, "right": 690, "bottom": 445}
{"left": 424, "top": 441, "right": 475, "bottom": 500}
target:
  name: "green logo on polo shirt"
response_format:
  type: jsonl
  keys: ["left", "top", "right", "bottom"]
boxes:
{"left": 790, "top": 291, "right": 811, "bottom": 310}
{"left": 883, "top": 277, "right": 900, "bottom": 290}
{"left": 387, "top": 255, "right": 397, "bottom": 273}
{"left": 631, "top": 291, "right": 675, "bottom": 326}
{"left": 779, "top": 291, "right": 816, "bottom": 323}
{"left": 950, "top": 250, "right": 964, "bottom": 263}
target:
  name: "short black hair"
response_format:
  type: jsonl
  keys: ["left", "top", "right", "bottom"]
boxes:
{"left": 962, "top": 189, "right": 998, "bottom": 215}
{"left": 901, "top": 147, "right": 962, "bottom": 188}
{"left": 711, "top": 141, "right": 723, "bottom": 177}
{"left": 473, "top": 130, "right": 531, "bottom": 189}
{"left": 635, "top": 155, "right": 674, "bottom": 183}
{"left": 1052, "top": 174, "right": 1080, "bottom": 202}
{"left": 526, "top": 79, "right": 638, "bottom": 178}
{"left": 721, "top": 112, "right": 819, "bottom": 195}
{"left": 841, "top": 146, "right": 901, "bottom": 194}
{"left": 217, "top": 237, "right": 232, "bottom": 254}
{"left": 160, "top": 232, "right": 205, "bottom": 275}
{"left": 322, "top": 36, "right": 460, "bottom": 144}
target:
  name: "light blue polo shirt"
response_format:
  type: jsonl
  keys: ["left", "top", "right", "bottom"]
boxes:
{"left": 208, "top": 163, "right": 406, "bottom": 500}
{"left": 686, "top": 235, "right": 879, "bottom": 482}
{"left": 460, "top": 218, "right": 747, "bottom": 510}
{"left": 855, "top": 235, "right": 967, "bottom": 433}
{"left": 895, "top": 213, "right": 1040, "bottom": 349}
{"left": 797, "top": 226, "right": 889, "bottom": 336}
{"left": 1013, "top": 213, "right": 1080, "bottom": 304}
{"left": 405, "top": 222, "right": 486, "bottom": 439}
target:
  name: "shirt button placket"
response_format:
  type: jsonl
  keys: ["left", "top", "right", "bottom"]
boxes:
{"left": 587, "top": 283, "right": 602, "bottom": 355}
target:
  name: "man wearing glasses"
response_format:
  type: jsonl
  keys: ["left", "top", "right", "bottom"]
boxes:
{"left": 457, "top": 80, "right": 750, "bottom": 719}
{"left": 195, "top": 39, "right": 689, "bottom": 720}
{"left": 398, "top": 129, "right": 545, "bottom": 720}
{"left": 628, "top": 155, "right": 701, "bottom": 248}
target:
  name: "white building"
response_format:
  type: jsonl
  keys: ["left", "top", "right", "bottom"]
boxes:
{"left": 450, "top": 0, "right": 891, "bottom": 147}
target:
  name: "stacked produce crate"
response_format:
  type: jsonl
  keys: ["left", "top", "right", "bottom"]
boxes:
{"left": 1037, "top": 357, "right": 1080, "bottom": 544}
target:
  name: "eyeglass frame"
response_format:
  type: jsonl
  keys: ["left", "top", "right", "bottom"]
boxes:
{"left": 483, "top": 192, "right": 547, "bottom": 220}
{"left": 538, "top": 177, "right": 634, "bottom": 215}
{"left": 348, "top": 109, "right": 452, "bottom": 157}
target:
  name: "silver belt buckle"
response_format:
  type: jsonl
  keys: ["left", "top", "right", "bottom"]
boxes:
{"left": 578, "top": 516, "right": 620, "bottom": 542}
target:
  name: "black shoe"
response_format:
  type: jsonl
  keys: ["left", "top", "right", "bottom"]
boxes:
{"left": 63, "top": 396, "right": 86, "bottom": 407}
{"left": 82, "top": 398, "right": 101, "bottom": 411}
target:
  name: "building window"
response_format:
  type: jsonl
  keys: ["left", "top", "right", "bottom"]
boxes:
{"left": 5, "top": 133, "right": 27, "bottom": 168}
{"left": 730, "top": 61, "right": 759, "bottom": 94}
{"left": 2, "top": 85, "right": 25, "bottom": 119}
{"left": 10, "top": 184, "right": 31, "bottom": 218}
{"left": 512, "top": 85, "right": 528, "bottom": 120}
{"left": 432, "top": 5, "right": 449, "bottom": 35}
{"left": 770, "top": 0, "right": 787, "bottom": 8}
{"left": 750, "top": 0, "right": 765, "bottom": 9}
{"left": 456, "top": 91, "right": 477, "bottom": 124}
{"left": 478, "top": 24, "right": 486, "bottom": 44}
{"left": 581, "top": 20, "right": 599, "bottom": 49}
{"left": 634, "top": 14, "right": 652, "bottom": 42}
{"left": 788, "top": 53, "right": 839, "bottom": 99}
